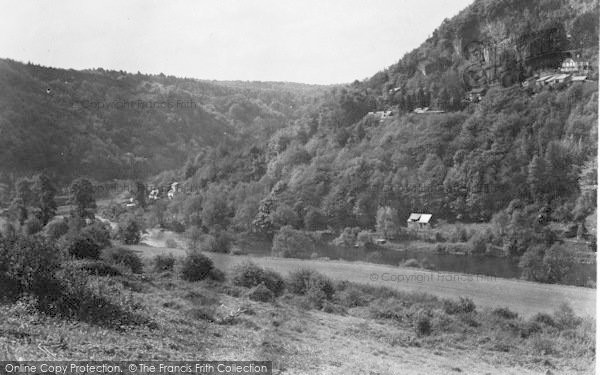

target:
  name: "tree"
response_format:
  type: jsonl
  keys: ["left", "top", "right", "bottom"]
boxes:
{"left": 118, "top": 216, "right": 141, "bottom": 245}
{"left": 527, "top": 155, "right": 547, "bottom": 201}
{"left": 31, "top": 174, "right": 57, "bottom": 225}
{"left": 271, "top": 204, "right": 301, "bottom": 229}
{"left": 134, "top": 181, "right": 147, "bottom": 208}
{"left": 9, "top": 178, "right": 33, "bottom": 225}
{"left": 304, "top": 207, "right": 328, "bottom": 231}
{"left": 376, "top": 206, "right": 400, "bottom": 239}
{"left": 543, "top": 243, "right": 575, "bottom": 283}
{"left": 69, "top": 178, "right": 96, "bottom": 220}
{"left": 519, "top": 244, "right": 546, "bottom": 282}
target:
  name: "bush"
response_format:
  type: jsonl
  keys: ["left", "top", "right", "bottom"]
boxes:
{"left": 180, "top": 251, "right": 214, "bottom": 281}
{"left": 443, "top": 297, "right": 476, "bottom": 315}
{"left": 272, "top": 226, "right": 314, "bottom": 259}
{"left": 468, "top": 230, "right": 491, "bottom": 255}
{"left": 64, "top": 234, "right": 102, "bottom": 259}
{"left": 80, "top": 221, "right": 112, "bottom": 249}
{"left": 287, "top": 269, "right": 334, "bottom": 300}
{"left": 46, "top": 265, "right": 148, "bottom": 327}
{"left": 101, "top": 247, "right": 144, "bottom": 274}
{"left": 0, "top": 235, "right": 62, "bottom": 300}
{"left": 492, "top": 307, "right": 519, "bottom": 320}
{"left": 69, "top": 259, "right": 125, "bottom": 276}
{"left": 335, "top": 287, "right": 370, "bottom": 307}
{"left": 531, "top": 312, "right": 556, "bottom": 327}
{"left": 164, "top": 220, "right": 186, "bottom": 233}
{"left": 45, "top": 218, "right": 69, "bottom": 241}
{"left": 165, "top": 238, "right": 178, "bottom": 248}
{"left": 415, "top": 315, "right": 432, "bottom": 336}
{"left": 553, "top": 302, "right": 581, "bottom": 329}
{"left": 153, "top": 254, "right": 176, "bottom": 272}
{"left": 207, "top": 267, "right": 226, "bottom": 282}
{"left": 202, "top": 232, "right": 231, "bottom": 253}
{"left": 531, "top": 335, "right": 554, "bottom": 355}
{"left": 231, "top": 261, "right": 285, "bottom": 296}
{"left": 117, "top": 217, "right": 141, "bottom": 245}
{"left": 248, "top": 283, "right": 274, "bottom": 302}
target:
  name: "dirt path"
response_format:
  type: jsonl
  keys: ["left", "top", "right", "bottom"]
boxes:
{"left": 128, "top": 243, "right": 596, "bottom": 318}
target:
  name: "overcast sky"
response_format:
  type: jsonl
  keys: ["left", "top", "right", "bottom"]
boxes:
{"left": 0, "top": 0, "right": 472, "bottom": 84}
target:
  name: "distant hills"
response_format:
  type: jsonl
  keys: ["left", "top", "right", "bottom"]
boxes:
{"left": 0, "top": 58, "right": 329, "bottom": 186}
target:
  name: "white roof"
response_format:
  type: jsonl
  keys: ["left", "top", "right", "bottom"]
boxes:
{"left": 553, "top": 74, "right": 570, "bottom": 80}
{"left": 408, "top": 213, "right": 421, "bottom": 221}
{"left": 407, "top": 213, "right": 432, "bottom": 223}
{"left": 418, "top": 214, "right": 432, "bottom": 223}
{"left": 572, "top": 76, "right": 587, "bottom": 81}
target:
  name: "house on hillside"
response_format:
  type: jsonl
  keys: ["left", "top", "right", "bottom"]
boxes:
{"left": 368, "top": 110, "right": 393, "bottom": 122}
{"left": 407, "top": 213, "right": 432, "bottom": 230}
{"left": 414, "top": 107, "right": 445, "bottom": 114}
{"left": 467, "top": 87, "right": 486, "bottom": 103}
{"left": 560, "top": 58, "right": 591, "bottom": 74}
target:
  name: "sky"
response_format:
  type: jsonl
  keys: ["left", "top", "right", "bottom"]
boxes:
{"left": 0, "top": 0, "right": 473, "bottom": 84}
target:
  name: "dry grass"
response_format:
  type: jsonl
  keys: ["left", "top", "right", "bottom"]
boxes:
{"left": 0, "top": 262, "right": 594, "bottom": 374}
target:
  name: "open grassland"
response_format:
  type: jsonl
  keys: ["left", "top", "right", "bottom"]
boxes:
{"left": 125, "top": 243, "right": 596, "bottom": 318}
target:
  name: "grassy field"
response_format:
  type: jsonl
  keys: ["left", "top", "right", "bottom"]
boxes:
{"left": 1, "top": 256, "right": 594, "bottom": 375}
{"left": 125, "top": 242, "right": 596, "bottom": 318}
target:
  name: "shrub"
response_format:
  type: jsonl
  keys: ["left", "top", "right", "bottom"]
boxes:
{"left": 180, "top": 251, "right": 214, "bottom": 281}
{"left": 202, "top": 232, "right": 231, "bottom": 253}
{"left": 207, "top": 267, "right": 226, "bottom": 282}
{"left": 164, "top": 220, "right": 186, "bottom": 233}
{"left": 531, "top": 335, "right": 554, "bottom": 355}
{"left": 45, "top": 218, "right": 69, "bottom": 241}
{"left": 553, "top": 302, "right": 581, "bottom": 329}
{"left": 531, "top": 312, "right": 556, "bottom": 327}
{"left": 272, "top": 226, "right": 314, "bottom": 259}
{"left": 369, "top": 298, "right": 404, "bottom": 322}
{"left": 64, "top": 234, "right": 102, "bottom": 259}
{"left": 322, "top": 301, "right": 347, "bottom": 314}
{"left": 248, "top": 283, "right": 274, "bottom": 302}
{"left": 69, "top": 259, "right": 125, "bottom": 276}
{"left": 165, "top": 238, "right": 178, "bottom": 248}
{"left": 80, "top": 221, "right": 112, "bottom": 249}
{"left": 492, "top": 307, "right": 519, "bottom": 320}
{"left": 231, "top": 261, "right": 285, "bottom": 296}
{"left": 356, "top": 230, "right": 372, "bottom": 247}
{"left": 443, "top": 297, "right": 476, "bottom": 315}
{"left": 117, "top": 217, "right": 141, "bottom": 245}
{"left": 287, "top": 269, "right": 334, "bottom": 300}
{"left": 335, "top": 287, "right": 370, "bottom": 307}
{"left": 153, "top": 254, "right": 176, "bottom": 272}
{"left": 101, "top": 247, "right": 143, "bottom": 274}
{"left": 468, "top": 230, "right": 491, "bottom": 255}
{"left": 185, "top": 226, "right": 203, "bottom": 250}
{"left": 415, "top": 315, "right": 432, "bottom": 336}
{"left": 0, "top": 235, "right": 62, "bottom": 300}
{"left": 45, "top": 265, "right": 147, "bottom": 327}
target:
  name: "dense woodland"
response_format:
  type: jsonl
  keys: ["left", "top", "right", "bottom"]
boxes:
{"left": 0, "top": 0, "right": 598, "bottom": 283}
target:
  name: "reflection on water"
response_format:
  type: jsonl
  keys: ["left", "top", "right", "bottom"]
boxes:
{"left": 246, "top": 242, "right": 596, "bottom": 287}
